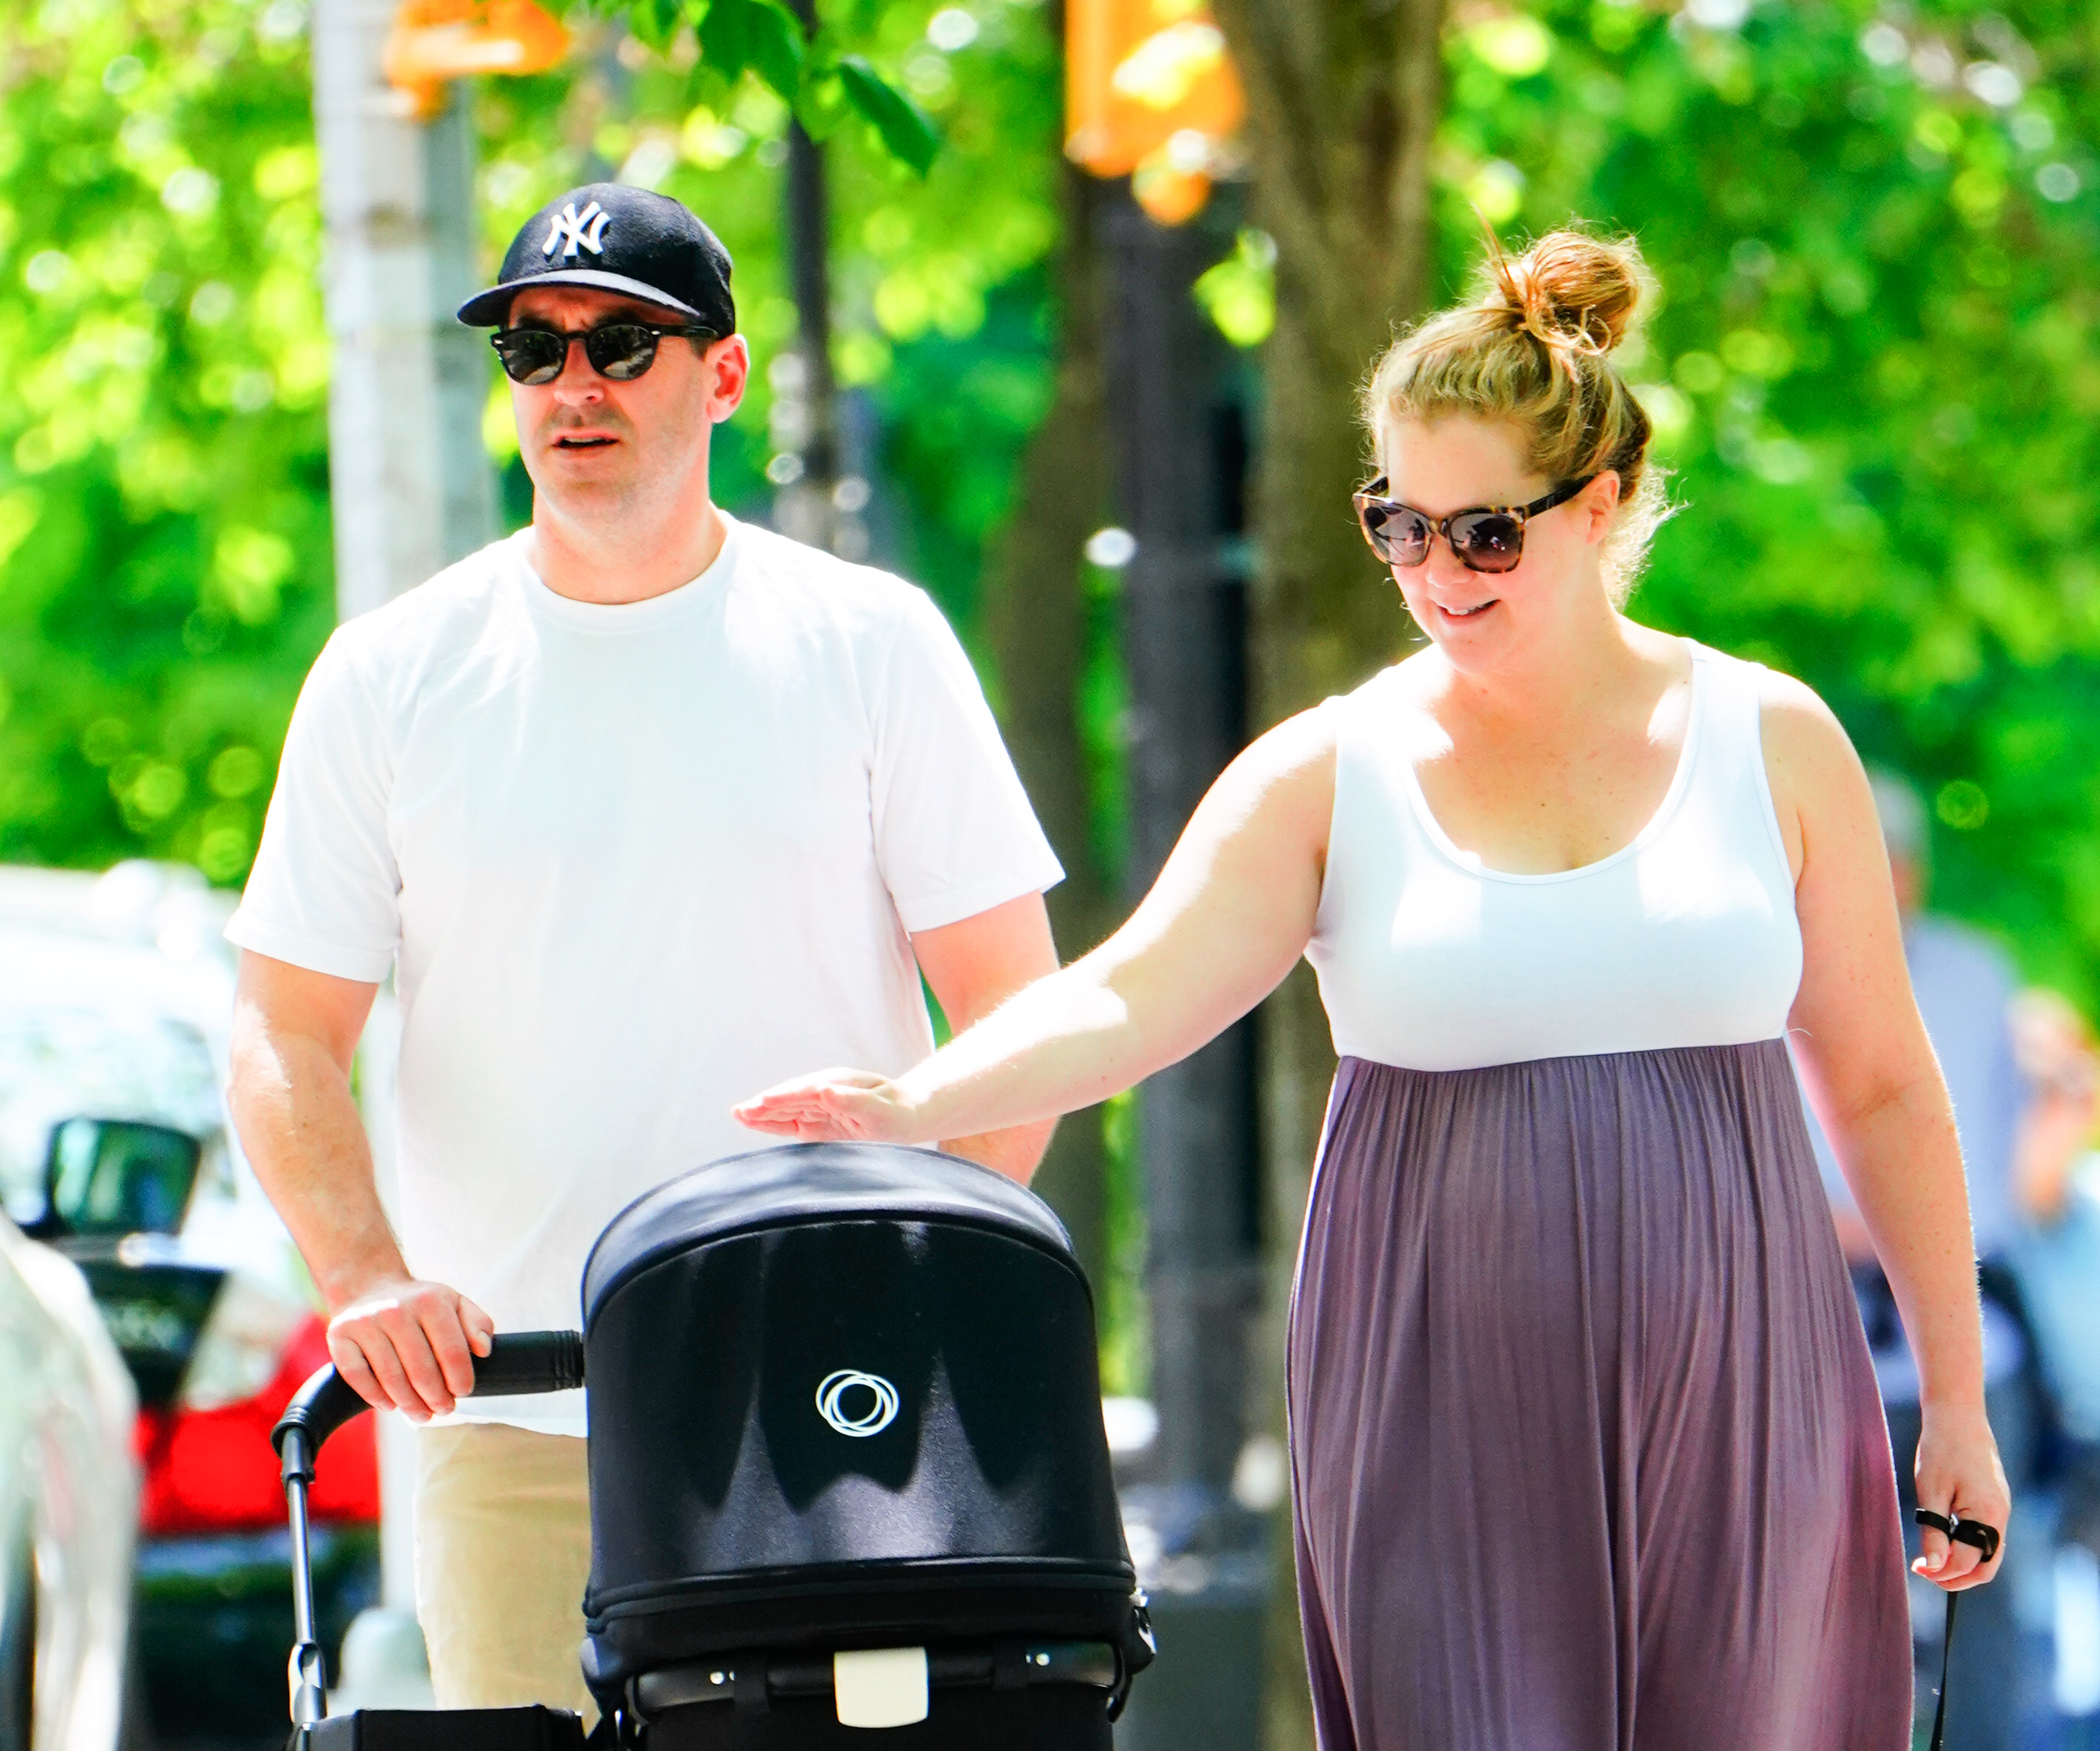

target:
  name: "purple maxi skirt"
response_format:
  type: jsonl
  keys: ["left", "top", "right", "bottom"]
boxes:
{"left": 1288, "top": 1040, "right": 1911, "bottom": 1751}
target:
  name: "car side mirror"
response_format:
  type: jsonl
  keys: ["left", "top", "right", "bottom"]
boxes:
{"left": 38, "top": 1117, "right": 204, "bottom": 1240}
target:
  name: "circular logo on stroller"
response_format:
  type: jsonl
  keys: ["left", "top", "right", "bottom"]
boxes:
{"left": 816, "top": 1369, "right": 900, "bottom": 1438}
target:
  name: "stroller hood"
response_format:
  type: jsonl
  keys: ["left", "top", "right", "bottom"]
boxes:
{"left": 578, "top": 1143, "right": 1143, "bottom": 1690}
{"left": 580, "top": 1141, "right": 1075, "bottom": 1320}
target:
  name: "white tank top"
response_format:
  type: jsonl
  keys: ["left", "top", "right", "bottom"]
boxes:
{"left": 1306, "top": 641, "right": 1803, "bottom": 1072}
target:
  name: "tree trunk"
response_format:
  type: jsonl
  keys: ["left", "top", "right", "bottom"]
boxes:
{"left": 981, "top": 163, "right": 1116, "bottom": 1292}
{"left": 1201, "top": 5, "right": 1447, "bottom": 1745}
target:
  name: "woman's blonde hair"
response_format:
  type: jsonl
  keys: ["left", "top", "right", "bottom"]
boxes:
{"left": 1361, "top": 225, "right": 1672, "bottom": 601}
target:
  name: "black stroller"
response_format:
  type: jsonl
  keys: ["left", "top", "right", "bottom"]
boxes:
{"left": 271, "top": 1142, "right": 1154, "bottom": 1749}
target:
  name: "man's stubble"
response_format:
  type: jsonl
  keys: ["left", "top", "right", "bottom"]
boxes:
{"left": 529, "top": 398, "right": 714, "bottom": 542}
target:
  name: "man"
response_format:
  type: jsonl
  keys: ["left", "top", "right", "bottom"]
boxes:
{"left": 1800, "top": 770, "right": 2036, "bottom": 1748}
{"left": 225, "top": 184, "right": 1063, "bottom": 1715}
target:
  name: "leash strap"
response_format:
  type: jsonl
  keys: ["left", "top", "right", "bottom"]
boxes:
{"left": 1925, "top": 1590, "right": 1957, "bottom": 1751}
{"left": 1914, "top": 1509, "right": 2002, "bottom": 1751}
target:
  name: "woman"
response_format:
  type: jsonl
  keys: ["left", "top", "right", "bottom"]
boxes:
{"left": 737, "top": 230, "right": 2008, "bottom": 1749}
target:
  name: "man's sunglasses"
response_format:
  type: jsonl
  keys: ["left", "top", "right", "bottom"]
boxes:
{"left": 1353, "top": 474, "right": 1595, "bottom": 575}
{"left": 490, "top": 321, "right": 719, "bottom": 386}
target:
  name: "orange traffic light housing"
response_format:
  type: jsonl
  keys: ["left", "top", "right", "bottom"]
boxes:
{"left": 1066, "top": 0, "right": 1244, "bottom": 223}
{"left": 383, "top": 0, "right": 570, "bottom": 118}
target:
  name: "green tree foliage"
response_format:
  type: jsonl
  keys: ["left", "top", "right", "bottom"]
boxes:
{"left": 482, "top": 0, "right": 1065, "bottom": 631}
{"left": 594, "top": 0, "right": 942, "bottom": 171}
{"left": 0, "top": 0, "right": 332, "bottom": 880}
{"left": 0, "top": 0, "right": 1064, "bottom": 883}
{"left": 14, "top": 0, "right": 2100, "bottom": 1022}
{"left": 1433, "top": 0, "right": 2100, "bottom": 996}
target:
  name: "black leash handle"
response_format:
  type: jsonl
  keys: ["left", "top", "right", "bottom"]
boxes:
{"left": 1914, "top": 1509, "right": 2002, "bottom": 1751}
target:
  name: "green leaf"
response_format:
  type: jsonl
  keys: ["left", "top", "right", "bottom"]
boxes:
{"left": 1193, "top": 229, "right": 1277, "bottom": 349}
{"left": 837, "top": 55, "right": 940, "bottom": 176}
{"left": 696, "top": 0, "right": 805, "bottom": 106}
{"left": 624, "top": 0, "right": 686, "bottom": 55}
{"left": 794, "top": 65, "right": 851, "bottom": 143}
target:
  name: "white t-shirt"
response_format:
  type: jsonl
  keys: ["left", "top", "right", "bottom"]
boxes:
{"left": 227, "top": 515, "right": 1061, "bottom": 1434}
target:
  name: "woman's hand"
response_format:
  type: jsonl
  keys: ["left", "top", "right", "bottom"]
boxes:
{"left": 734, "top": 710, "right": 1337, "bottom": 1154}
{"left": 733, "top": 1069, "right": 929, "bottom": 1144}
{"left": 1913, "top": 1401, "right": 2012, "bottom": 1592}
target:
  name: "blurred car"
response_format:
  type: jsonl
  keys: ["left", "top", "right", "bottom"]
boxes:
{"left": 0, "top": 864, "right": 379, "bottom": 1739}
{"left": 0, "top": 1212, "right": 140, "bottom": 1751}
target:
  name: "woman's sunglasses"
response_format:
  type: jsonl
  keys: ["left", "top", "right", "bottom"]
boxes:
{"left": 1352, "top": 474, "right": 1595, "bottom": 575}
{"left": 490, "top": 321, "right": 719, "bottom": 386}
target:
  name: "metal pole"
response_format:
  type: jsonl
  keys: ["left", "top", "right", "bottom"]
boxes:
{"left": 284, "top": 1463, "right": 328, "bottom": 1726}
{"left": 772, "top": 0, "right": 847, "bottom": 553}
{"left": 784, "top": 120, "right": 837, "bottom": 490}
{"left": 312, "top": 0, "right": 496, "bottom": 621}
{"left": 1103, "top": 187, "right": 1265, "bottom": 1751}
{"left": 309, "top": 0, "right": 496, "bottom": 1666}
{"left": 423, "top": 85, "right": 500, "bottom": 564}
{"left": 1108, "top": 188, "right": 1260, "bottom": 1499}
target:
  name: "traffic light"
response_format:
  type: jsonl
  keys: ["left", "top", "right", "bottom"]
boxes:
{"left": 1066, "top": 0, "right": 1245, "bottom": 224}
{"left": 382, "top": 0, "right": 569, "bottom": 117}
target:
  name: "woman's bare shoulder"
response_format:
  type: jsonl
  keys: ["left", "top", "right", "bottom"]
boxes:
{"left": 1255, "top": 696, "right": 1345, "bottom": 763}
{"left": 1750, "top": 662, "right": 1856, "bottom": 773}
{"left": 1218, "top": 700, "right": 1340, "bottom": 815}
{"left": 1747, "top": 662, "right": 1873, "bottom": 878}
{"left": 1246, "top": 655, "right": 1450, "bottom": 803}
{"left": 1168, "top": 698, "right": 1344, "bottom": 872}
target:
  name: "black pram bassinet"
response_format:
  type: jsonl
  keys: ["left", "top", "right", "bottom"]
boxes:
{"left": 578, "top": 1141, "right": 1151, "bottom": 1746}
{"left": 269, "top": 1142, "right": 1150, "bottom": 1750}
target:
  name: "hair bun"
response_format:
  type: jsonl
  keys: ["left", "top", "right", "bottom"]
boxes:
{"left": 1485, "top": 228, "right": 1649, "bottom": 358}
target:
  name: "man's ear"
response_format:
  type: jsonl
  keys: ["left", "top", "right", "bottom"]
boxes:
{"left": 705, "top": 335, "right": 751, "bottom": 423}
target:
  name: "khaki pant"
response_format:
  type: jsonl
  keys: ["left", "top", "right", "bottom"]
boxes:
{"left": 413, "top": 1422, "right": 595, "bottom": 1720}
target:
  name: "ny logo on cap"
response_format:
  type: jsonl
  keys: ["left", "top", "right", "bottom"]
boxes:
{"left": 543, "top": 200, "right": 611, "bottom": 261}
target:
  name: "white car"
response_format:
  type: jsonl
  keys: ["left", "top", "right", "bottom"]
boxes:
{"left": 0, "top": 1213, "right": 138, "bottom": 1751}
{"left": 0, "top": 864, "right": 382, "bottom": 1740}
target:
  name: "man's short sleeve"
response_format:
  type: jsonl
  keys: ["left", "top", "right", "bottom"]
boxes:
{"left": 869, "top": 589, "right": 1063, "bottom": 934}
{"left": 224, "top": 633, "right": 401, "bottom": 982}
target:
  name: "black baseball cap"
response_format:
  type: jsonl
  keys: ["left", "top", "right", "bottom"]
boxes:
{"left": 457, "top": 183, "right": 737, "bottom": 336}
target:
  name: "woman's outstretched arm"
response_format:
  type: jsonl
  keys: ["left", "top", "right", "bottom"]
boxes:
{"left": 734, "top": 706, "right": 1338, "bottom": 1165}
{"left": 1766, "top": 671, "right": 2011, "bottom": 1594}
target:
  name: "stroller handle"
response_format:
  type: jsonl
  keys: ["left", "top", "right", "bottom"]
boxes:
{"left": 270, "top": 1328, "right": 586, "bottom": 1484}
{"left": 271, "top": 1331, "right": 585, "bottom": 1732}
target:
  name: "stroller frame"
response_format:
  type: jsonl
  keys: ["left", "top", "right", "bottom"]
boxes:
{"left": 267, "top": 1335, "right": 1136, "bottom": 1747}
{"left": 270, "top": 1332, "right": 590, "bottom": 1750}
{"left": 266, "top": 1141, "right": 1150, "bottom": 1749}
